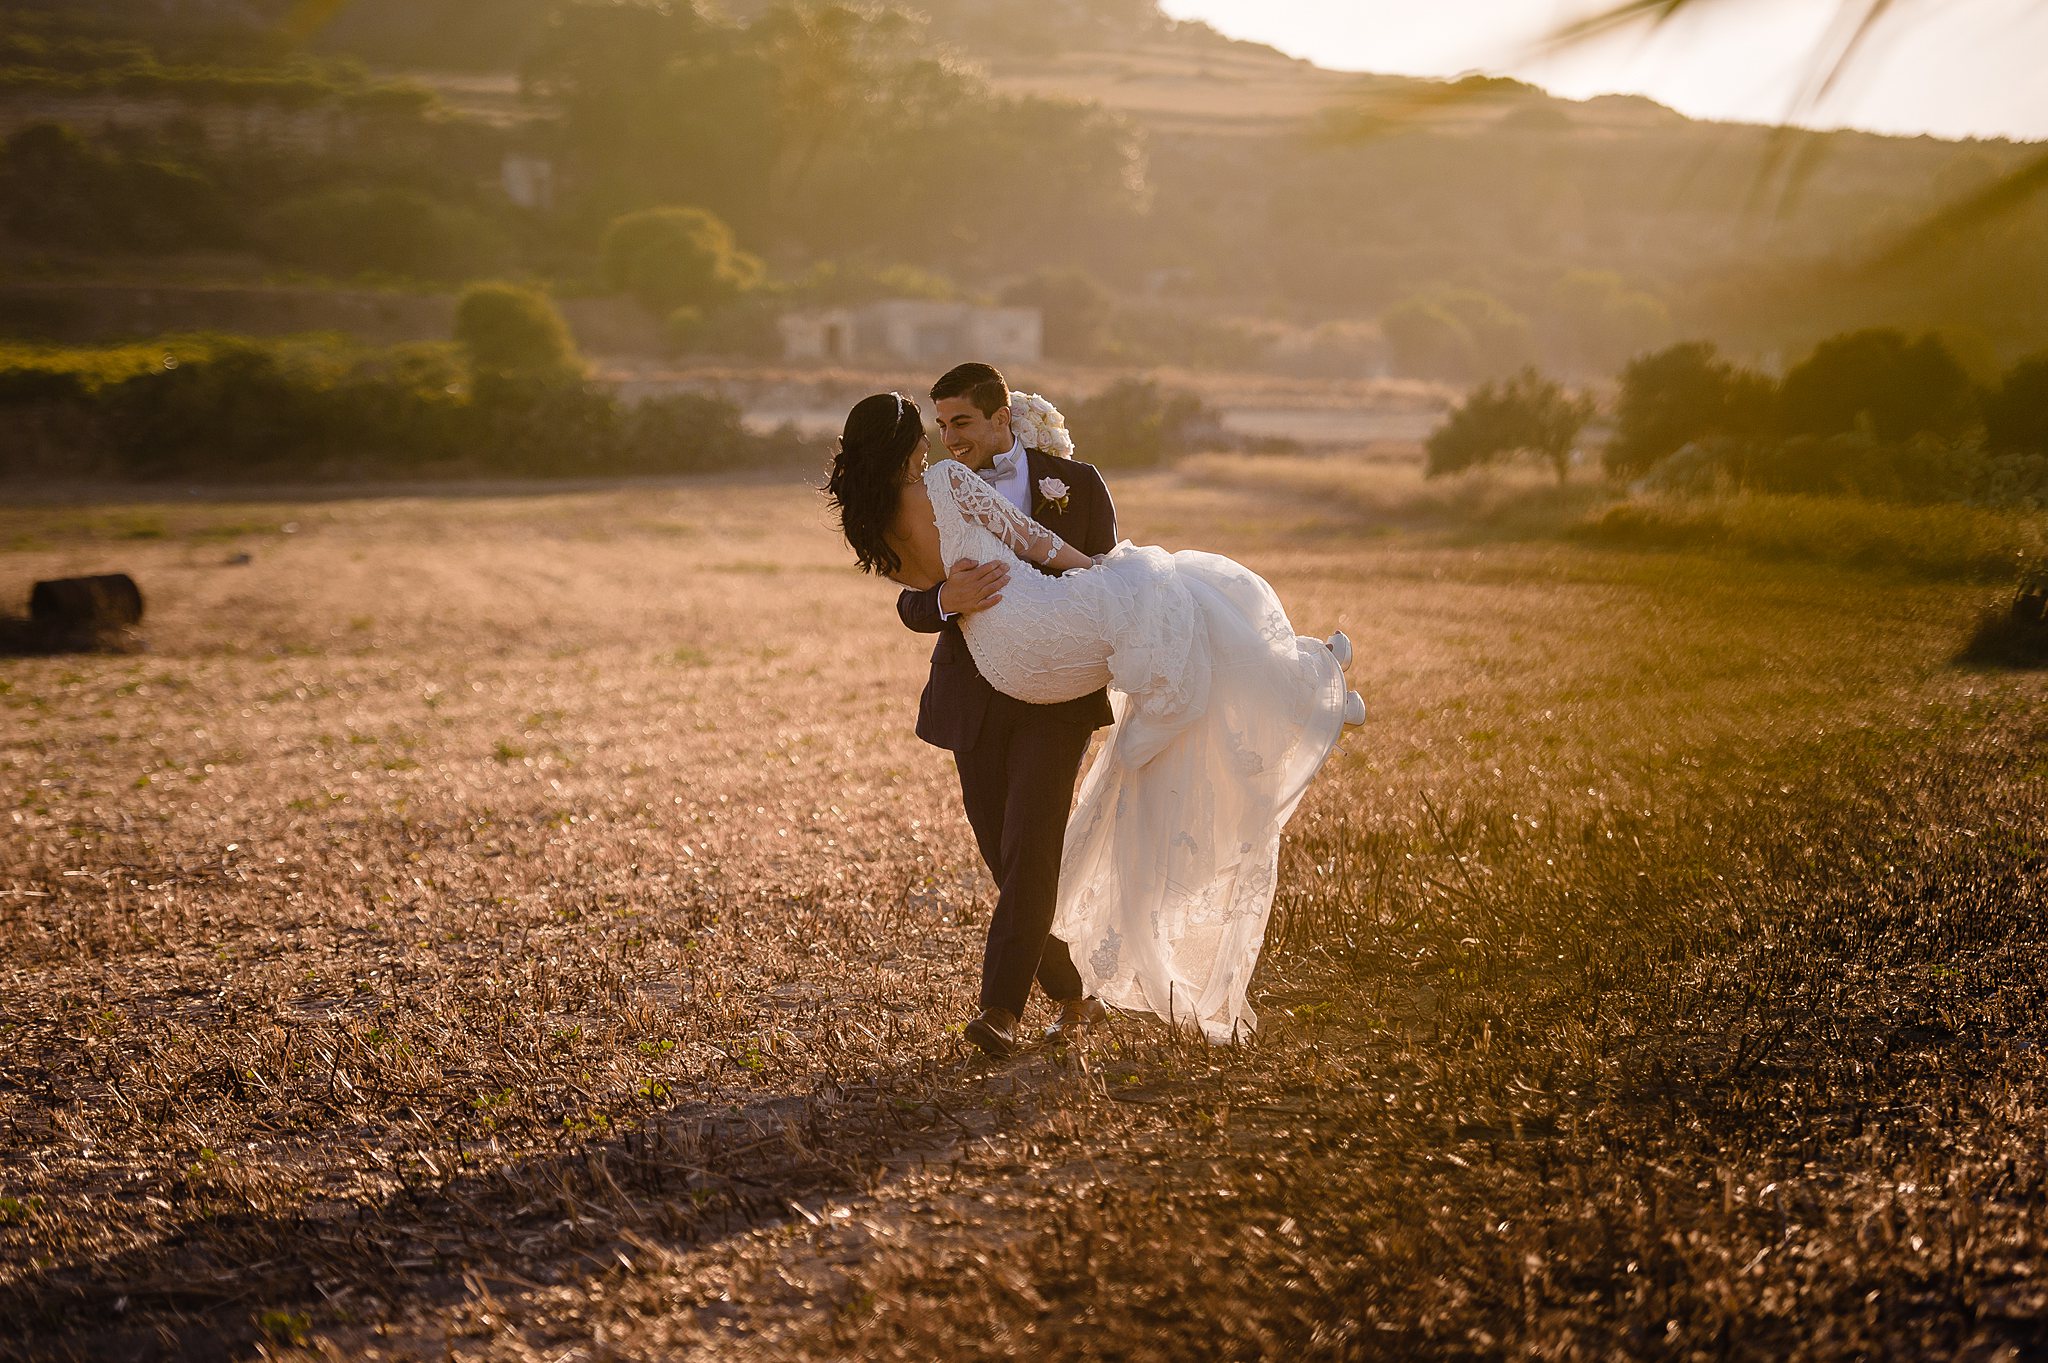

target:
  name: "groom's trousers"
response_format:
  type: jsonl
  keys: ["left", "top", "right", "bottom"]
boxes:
{"left": 953, "top": 694, "right": 1091, "bottom": 1017}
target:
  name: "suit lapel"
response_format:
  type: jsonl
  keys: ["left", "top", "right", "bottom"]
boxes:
{"left": 1024, "top": 447, "right": 1074, "bottom": 535}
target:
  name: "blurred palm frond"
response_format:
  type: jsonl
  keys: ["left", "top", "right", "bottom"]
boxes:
{"left": 1561, "top": 0, "right": 2046, "bottom": 260}
{"left": 280, "top": 0, "right": 352, "bottom": 45}
{"left": 1343, "top": 0, "right": 2042, "bottom": 261}
{"left": 1873, "top": 150, "right": 2048, "bottom": 268}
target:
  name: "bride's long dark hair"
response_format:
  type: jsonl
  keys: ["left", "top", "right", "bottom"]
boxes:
{"left": 826, "top": 392, "right": 926, "bottom": 578}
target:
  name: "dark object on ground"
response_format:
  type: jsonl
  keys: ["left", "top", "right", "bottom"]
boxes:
{"left": 33, "top": 573, "right": 144, "bottom": 630}
{"left": 7, "top": 573, "right": 146, "bottom": 653}
{"left": 1957, "top": 581, "right": 2048, "bottom": 668}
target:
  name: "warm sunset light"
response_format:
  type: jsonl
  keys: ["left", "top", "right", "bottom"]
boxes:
{"left": 3, "top": 1, "right": 2045, "bottom": 1357}
{"left": 1163, "top": 0, "right": 2048, "bottom": 140}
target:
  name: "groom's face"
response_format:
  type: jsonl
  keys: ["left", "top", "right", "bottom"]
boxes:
{"left": 935, "top": 395, "right": 1013, "bottom": 471}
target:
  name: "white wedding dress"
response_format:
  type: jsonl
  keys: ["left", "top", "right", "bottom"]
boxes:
{"left": 924, "top": 459, "right": 1348, "bottom": 1042}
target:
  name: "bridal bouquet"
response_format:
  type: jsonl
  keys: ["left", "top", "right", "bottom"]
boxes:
{"left": 1009, "top": 392, "right": 1075, "bottom": 459}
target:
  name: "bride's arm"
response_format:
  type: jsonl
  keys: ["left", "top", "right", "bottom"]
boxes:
{"left": 942, "top": 463, "right": 1094, "bottom": 574}
{"left": 1031, "top": 535, "right": 1095, "bottom": 574}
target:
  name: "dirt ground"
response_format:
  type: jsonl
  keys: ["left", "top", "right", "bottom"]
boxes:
{"left": 2, "top": 463, "right": 2043, "bottom": 1360}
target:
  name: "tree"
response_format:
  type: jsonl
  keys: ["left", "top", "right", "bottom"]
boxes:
{"left": 524, "top": 0, "right": 772, "bottom": 231}
{"left": 1606, "top": 341, "right": 1777, "bottom": 479}
{"left": 1426, "top": 368, "right": 1594, "bottom": 484}
{"left": 600, "top": 207, "right": 764, "bottom": 315}
{"left": 259, "top": 186, "right": 509, "bottom": 283}
{"left": 1382, "top": 298, "right": 1475, "bottom": 381}
{"left": 526, "top": 1, "right": 1144, "bottom": 268}
{"left": 1777, "top": 328, "right": 1976, "bottom": 442}
{"left": 453, "top": 283, "right": 580, "bottom": 379}
{"left": 1066, "top": 379, "right": 1219, "bottom": 468}
{"left": 1983, "top": 354, "right": 2048, "bottom": 456}
{"left": 1, "top": 123, "right": 227, "bottom": 253}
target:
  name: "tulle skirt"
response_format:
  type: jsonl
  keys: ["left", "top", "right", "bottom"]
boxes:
{"left": 1048, "top": 548, "right": 1348, "bottom": 1042}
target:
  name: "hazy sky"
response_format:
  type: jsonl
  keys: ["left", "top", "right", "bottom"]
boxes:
{"left": 1157, "top": 0, "right": 2048, "bottom": 142}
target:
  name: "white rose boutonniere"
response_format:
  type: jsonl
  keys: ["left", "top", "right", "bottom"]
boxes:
{"left": 1037, "top": 475, "right": 1071, "bottom": 516}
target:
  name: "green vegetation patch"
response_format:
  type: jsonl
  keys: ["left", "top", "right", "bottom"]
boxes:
{"left": 1575, "top": 493, "right": 2048, "bottom": 583}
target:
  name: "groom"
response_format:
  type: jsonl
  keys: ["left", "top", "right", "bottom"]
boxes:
{"left": 899, "top": 362, "right": 1116, "bottom": 1057}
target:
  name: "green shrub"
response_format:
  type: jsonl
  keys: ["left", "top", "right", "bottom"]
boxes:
{"left": 1972, "top": 452, "right": 2048, "bottom": 509}
{"left": 1606, "top": 342, "right": 1776, "bottom": 480}
{"left": 0, "top": 366, "right": 88, "bottom": 406}
{"left": 1777, "top": 328, "right": 1976, "bottom": 442}
{"left": 0, "top": 335, "right": 243, "bottom": 394}
{"left": 102, "top": 339, "right": 346, "bottom": 477}
{"left": 463, "top": 373, "right": 621, "bottom": 475}
{"left": 0, "top": 330, "right": 795, "bottom": 482}
{"left": 601, "top": 207, "right": 764, "bottom": 315}
{"left": 454, "top": 284, "right": 581, "bottom": 379}
{"left": 1428, "top": 368, "right": 1594, "bottom": 484}
{"left": 259, "top": 186, "right": 510, "bottom": 283}
{"left": 1574, "top": 494, "right": 2047, "bottom": 582}
{"left": 1983, "top": 354, "right": 2048, "bottom": 456}
{"left": 621, "top": 393, "right": 769, "bottom": 473}
{"left": 0, "top": 123, "right": 230, "bottom": 252}
{"left": 331, "top": 343, "right": 470, "bottom": 465}
{"left": 1066, "top": 379, "right": 1220, "bottom": 468}
{"left": 1629, "top": 432, "right": 2048, "bottom": 510}
{"left": 1736, "top": 432, "right": 1985, "bottom": 504}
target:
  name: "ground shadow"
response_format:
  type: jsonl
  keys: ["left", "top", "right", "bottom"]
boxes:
{"left": 0, "top": 1040, "right": 1073, "bottom": 1363}
{"left": 0, "top": 614, "right": 144, "bottom": 658}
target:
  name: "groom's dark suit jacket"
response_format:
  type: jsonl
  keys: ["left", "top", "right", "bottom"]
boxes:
{"left": 897, "top": 447, "right": 1118, "bottom": 751}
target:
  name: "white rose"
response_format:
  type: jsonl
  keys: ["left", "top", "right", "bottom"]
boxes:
{"left": 1039, "top": 476, "right": 1070, "bottom": 501}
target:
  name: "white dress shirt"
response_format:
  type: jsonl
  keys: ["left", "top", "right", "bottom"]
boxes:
{"left": 982, "top": 436, "right": 1032, "bottom": 515}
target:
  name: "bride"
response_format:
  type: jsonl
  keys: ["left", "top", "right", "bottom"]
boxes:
{"left": 827, "top": 389, "right": 1362, "bottom": 1043}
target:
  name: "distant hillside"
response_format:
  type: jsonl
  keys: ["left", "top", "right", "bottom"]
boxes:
{"left": 2, "top": 0, "right": 2042, "bottom": 372}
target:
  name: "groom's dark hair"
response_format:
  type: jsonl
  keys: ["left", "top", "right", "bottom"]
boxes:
{"left": 931, "top": 362, "right": 1009, "bottom": 418}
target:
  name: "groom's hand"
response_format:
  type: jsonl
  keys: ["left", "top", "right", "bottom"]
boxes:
{"left": 939, "top": 559, "right": 1008, "bottom": 616}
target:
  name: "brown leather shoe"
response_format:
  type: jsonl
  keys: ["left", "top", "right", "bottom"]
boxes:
{"left": 962, "top": 1006, "right": 1020, "bottom": 1058}
{"left": 1043, "top": 996, "right": 1107, "bottom": 1046}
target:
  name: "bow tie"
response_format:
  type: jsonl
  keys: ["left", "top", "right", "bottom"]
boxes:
{"left": 988, "top": 448, "right": 1023, "bottom": 481}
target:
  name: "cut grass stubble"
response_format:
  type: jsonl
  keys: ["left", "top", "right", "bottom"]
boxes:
{"left": 0, "top": 468, "right": 2042, "bottom": 1360}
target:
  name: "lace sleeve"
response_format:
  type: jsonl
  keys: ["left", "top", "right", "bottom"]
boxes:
{"left": 937, "top": 461, "right": 1066, "bottom": 564}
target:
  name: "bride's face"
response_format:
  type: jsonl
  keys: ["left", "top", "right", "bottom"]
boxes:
{"left": 902, "top": 434, "right": 931, "bottom": 483}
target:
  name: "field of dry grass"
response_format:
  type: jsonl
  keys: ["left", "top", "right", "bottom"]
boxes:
{"left": 2, "top": 461, "right": 2043, "bottom": 1360}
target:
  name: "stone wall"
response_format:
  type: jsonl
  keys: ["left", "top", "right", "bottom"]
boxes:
{"left": 0, "top": 93, "right": 431, "bottom": 158}
{"left": 0, "top": 284, "right": 666, "bottom": 357}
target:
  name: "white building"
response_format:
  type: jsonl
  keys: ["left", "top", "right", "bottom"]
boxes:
{"left": 500, "top": 153, "right": 556, "bottom": 211}
{"left": 780, "top": 301, "right": 1042, "bottom": 366}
